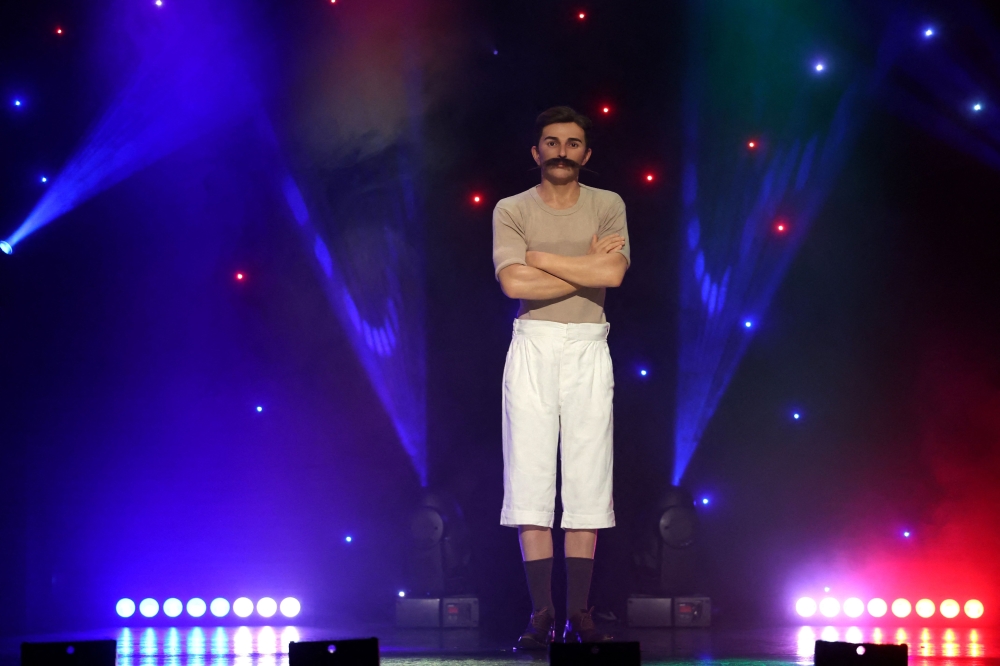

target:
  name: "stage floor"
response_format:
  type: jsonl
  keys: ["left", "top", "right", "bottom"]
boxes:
{"left": 1, "top": 624, "right": 996, "bottom": 665}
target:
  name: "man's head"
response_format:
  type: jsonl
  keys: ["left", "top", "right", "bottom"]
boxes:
{"left": 532, "top": 106, "right": 592, "bottom": 184}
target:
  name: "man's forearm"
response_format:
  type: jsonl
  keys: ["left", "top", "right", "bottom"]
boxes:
{"left": 527, "top": 251, "right": 626, "bottom": 288}
{"left": 499, "top": 264, "right": 578, "bottom": 300}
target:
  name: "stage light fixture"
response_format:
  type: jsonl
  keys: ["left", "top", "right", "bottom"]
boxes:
{"left": 939, "top": 599, "right": 959, "bottom": 618}
{"left": 924, "top": 27, "right": 934, "bottom": 38}
{"left": 398, "top": 591, "right": 406, "bottom": 598}
{"left": 578, "top": 12, "right": 586, "bottom": 20}
{"left": 0, "top": 241, "right": 12, "bottom": 255}
{"left": 819, "top": 597, "right": 840, "bottom": 617}
{"left": 233, "top": 597, "right": 254, "bottom": 618}
{"left": 701, "top": 498, "right": 709, "bottom": 505}
{"left": 973, "top": 103, "right": 983, "bottom": 112}
{"left": 824, "top": 587, "right": 830, "bottom": 592}
{"left": 815, "top": 62, "right": 825, "bottom": 72}
{"left": 645, "top": 174, "right": 654, "bottom": 182}
{"left": 345, "top": 535, "right": 353, "bottom": 543}
{"left": 748, "top": 141, "right": 756, "bottom": 149}
{"left": 13, "top": 100, "right": 21, "bottom": 107}
{"left": 492, "top": 49, "right": 498, "bottom": 55}
{"left": 256, "top": 597, "right": 277, "bottom": 618}
{"left": 793, "top": 412, "right": 801, "bottom": 420}
{"left": 256, "top": 406, "right": 263, "bottom": 413}
{"left": 965, "top": 599, "right": 984, "bottom": 619}
{"left": 186, "top": 598, "right": 206, "bottom": 617}
{"left": 139, "top": 598, "right": 159, "bottom": 618}
{"left": 40, "top": 176, "right": 47, "bottom": 183}
{"left": 796, "top": 597, "right": 817, "bottom": 617}
{"left": 279, "top": 597, "right": 301, "bottom": 618}
{"left": 843, "top": 597, "right": 864, "bottom": 618}
{"left": 903, "top": 530, "right": 911, "bottom": 537}
{"left": 915, "top": 598, "right": 935, "bottom": 618}
{"left": 891, "top": 598, "right": 911, "bottom": 618}
{"left": 116, "top": 598, "right": 136, "bottom": 618}
{"left": 640, "top": 369, "right": 647, "bottom": 376}
{"left": 602, "top": 106, "right": 610, "bottom": 114}
{"left": 55, "top": 27, "right": 64, "bottom": 35}
{"left": 868, "top": 598, "right": 887, "bottom": 617}
{"left": 776, "top": 222, "right": 787, "bottom": 232}
{"left": 472, "top": 194, "right": 481, "bottom": 204}
{"left": 210, "top": 598, "right": 230, "bottom": 617}
{"left": 163, "top": 598, "right": 183, "bottom": 618}
{"left": 743, "top": 320, "right": 753, "bottom": 329}
{"left": 236, "top": 272, "right": 244, "bottom": 280}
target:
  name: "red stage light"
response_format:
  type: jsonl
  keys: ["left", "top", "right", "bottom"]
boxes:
{"left": 748, "top": 140, "right": 756, "bottom": 149}
{"left": 55, "top": 27, "right": 64, "bottom": 35}
{"left": 578, "top": 12, "right": 586, "bottom": 20}
{"left": 645, "top": 174, "right": 654, "bottom": 182}
{"left": 472, "top": 194, "right": 482, "bottom": 204}
{"left": 602, "top": 106, "right": 610, "bottom": 114}
{"left": 776, "top": 223, "right": 786, "bottom": 232}
{"left": 236, "top": 272, "right": 245, "bottom": 281}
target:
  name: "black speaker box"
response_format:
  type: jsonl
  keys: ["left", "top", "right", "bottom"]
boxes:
{"left": 815, "top": 640, "right": 907, "bottom": 666}
{"left": 289, "top": 638, "right": 380, "bottom": 665}
{"left": 550, "top": 641, "right": 641, "bottom": 665}
{"left": 21, "top": 640, "right": 117, "bottom": 666}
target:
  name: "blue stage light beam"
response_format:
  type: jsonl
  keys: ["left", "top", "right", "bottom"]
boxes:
{"left": 673, "top": 2, "right": 898, "bottom": 485}
{"left": 256, "top": 114, "right": 428, "bottom": 486}
{"left": 3, "top": 4, "right": 255, "bottom": 251}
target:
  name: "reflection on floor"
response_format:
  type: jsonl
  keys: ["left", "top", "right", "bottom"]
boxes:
{"left": 3, "top": 624, "right": 994, "bottom": 666}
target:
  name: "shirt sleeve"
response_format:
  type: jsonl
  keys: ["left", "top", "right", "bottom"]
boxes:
{"left": 598, "top": 195, "right": 630, "bottom": 268}
{"left": 492, "top": 204, "right": 527, "bottom": 280}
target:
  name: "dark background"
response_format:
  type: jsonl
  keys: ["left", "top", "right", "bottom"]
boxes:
{"left": 2, "top": 0, "right": 999, "bottom": 636}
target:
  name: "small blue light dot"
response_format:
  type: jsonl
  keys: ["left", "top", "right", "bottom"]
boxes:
{"left": 0, "top": 241, "right": 12, "bottom": 255}
{"left": 903, "top": 531, "right": 911, "bottom": 538}
{"left": 492, "top": 49, "right": 498, "bottom": 55}
{"left": 256, "top": 406, "right": 263, "bottom": 413}
{"left": 14, "top": 100, "right": 22, "bottom": 107}
{"left": 639, "top": 369, "right": 647, "bottom": 377}
{"left": 345, "top": 536, "right": 352, "bottom": 543}
{"left": 924, "top": 28, "right": 934, "bottom": 38}
{"left": 40, "top": 176, "right": 48, "bottom": 183}
{"left": 398, "top": 591, "right": 406, "bottom": 598}
{"left": 973, "top": 102, "right": 983, "bottom": 112}
{"left": 815, "top": 62, "right": 825, "bottom": 72}
{"left": 701, "top": 498, "right": 709, "bottom": 505}
{"left": 744, "top": 320, "right": 753, "bottom": 329}
{"left": 793, "top": 413, "right": 801, "bottom": 420}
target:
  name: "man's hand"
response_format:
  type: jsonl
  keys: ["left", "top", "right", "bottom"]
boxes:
{"left": 587, "top": 233, "right": 625, "bottom": 255}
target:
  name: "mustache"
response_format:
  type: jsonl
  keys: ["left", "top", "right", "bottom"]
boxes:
{"left": 529, "top": 157, "right": 599, "bottom": 175}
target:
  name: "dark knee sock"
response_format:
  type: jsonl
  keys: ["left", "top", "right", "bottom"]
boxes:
{"left": 523, "top": 558, "right": 554, "bottom": 614}
{"left": 565, "top": 557, "right": 595, "bottom": 615}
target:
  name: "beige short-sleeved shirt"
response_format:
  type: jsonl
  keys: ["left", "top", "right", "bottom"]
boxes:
{"left": 492, "top": 184, "right": 630, "bottom": 324}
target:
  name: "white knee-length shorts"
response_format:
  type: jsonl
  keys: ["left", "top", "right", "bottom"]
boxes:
{"left": 500, "top": 318, "right": 616, "bottom": 530}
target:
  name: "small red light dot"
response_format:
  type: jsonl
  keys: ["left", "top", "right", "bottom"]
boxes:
{"left": 236, "top": 273, "right": 245, "bottom": 280}
{"left": 748, "top": 141, "right": 756, "bottom": 148}
{"left": 602, "top": 106, "right": 610, "bottom": 114}
{"left": 578, "top": 12, "right": 586, "bottom": 20}
{"left": 645, "top": 174, "right": 654, "bottom": 182}
{"left": 56, "top": 27, "right": 63, "bottom": 34}
{"left": 473, "top": 195, "right": 481, "bottom": 203}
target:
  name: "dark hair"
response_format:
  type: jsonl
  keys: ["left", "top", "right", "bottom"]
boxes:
{"left": 535, "top": 106, "right": 593, "bottom": 147}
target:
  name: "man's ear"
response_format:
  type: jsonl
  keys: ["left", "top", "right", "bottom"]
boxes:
{"left": 581, "top": 148, "right": 593, "bottom": 166}
{"left": 531, "top": 145, "right": 541, "bottom": 165}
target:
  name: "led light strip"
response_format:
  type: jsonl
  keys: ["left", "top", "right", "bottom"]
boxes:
{"left": 115, "top": 597, "right": 301, "bottom": 620}
{"left": 795, "top": 596, "right": 984, "bottom": 620}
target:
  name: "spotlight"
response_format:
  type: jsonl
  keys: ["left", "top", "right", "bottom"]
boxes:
{"left": 398, "top": 591, "right": 406, "bottom": 598}
{"left": 819, "top": 597, "right": 840, "bottom": 617}
{"left": 578, "top": 12, "right": 586, "bottom": 20}
{"left": 868, "top": 598, "right": 888, "bottom": 617}
{"left": 915, "top": 598, "right": 935, "bottom": 618}
{"left": 155, "top": 0, "right": 163, "bottom": 5}
{"left": 279, "top": 597, "right": 301, "bottom": 618}
{"left": 940, "top": 599, "right": 960, "bottom": 619}
{"left": 796, "top": 597, "right": 817, "bottom": 617}
{"left": 815, "top": 62, "right": 825, "bottom": 72}
{"left": 116, "top": 599, "right": 136, "bottom": 618}
{"left": 639, "top": 369, "right": 647, "bottom": 377}
{"left": 209, "top": 598, "right": 230, "bottom": 617}
{"left": 793, "top": 412, "right": 801, "bottom": 420}
{"left": 492, "top": 49, "right": 498, "bottom": 55}
{"left": 645, "top": 174, "right": 654, "bottom": 182}
{"left": 163, "top": 598, "right": 183, "bottom": 618}
{"left": 965, "top": 599, "right": 984, "bottom": 619}
{"left": 973, "top": 102, "right": 983, "bottom": 112}
{"left": 232, "top": 597, "right": 254, "bottom": 618}
{"left": 701, "top": 498, "right": 709, "bottom": 505}
{"left": 602, "top": 106, "right": 610, "bottom": 114}
{"left": 924, "top": 27, "right": 934, "bottom": 38}
{"left": 891, "top": 598, "right": 912, "bottom": 618}
{"left": 843, "top": 597, "right": 864, "bottom": 618}
{"left": 256, "top": 406, "right": 263, "bottom": 413}
{"left": 256, "top": 597, "right": 277, "bottom": 618}
{"left": 472, "top": 194, "right": 482, "bottom": 204}
{"left": 55, "top": 27, "right": 64, "bottom": 35}
{"left": 748, "top": 140, "right": 756, "bottom": 149}
{"left": 903, "top": 530, "right": 911, "bottom": 538}
{"left": 235, "top": 272, "right": 244, "bottom": 280}
{"left": 186, "top": 598, "right": 207, "bottom": 618}
{"left": 0, "top": 241, "right": 12, "bottom": 255}
{"left": 40, "top": 176, "right": 47, "bottom": 183}
{"left": 775, "top": 222, "right": 787, "bottom": 233}
{"left": 345, "top": 535, "right": 353, "bottom": 543}
{"left": 139, "top": 598, "right": 160, "bottom": 618}
{"left": 13, "top": 100, "right": 21, "bottom": 107}
{"left": 743, "top": 320, "right": 753, "bottom": 329}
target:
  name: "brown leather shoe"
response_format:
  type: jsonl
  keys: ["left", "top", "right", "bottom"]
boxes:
{"left": 514, "top": 607, "right": 555, "bottom": 651}
{"left": 564, "top": 607, "right": 614, "bottom": 643}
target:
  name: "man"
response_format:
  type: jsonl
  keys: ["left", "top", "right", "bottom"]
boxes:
{"left": 492, "top": 106, "right": 629, "bottom": 648}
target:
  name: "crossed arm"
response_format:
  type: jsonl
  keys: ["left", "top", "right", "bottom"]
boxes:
{"left": 498, "top": 234, "right": 627, "bottom": 301}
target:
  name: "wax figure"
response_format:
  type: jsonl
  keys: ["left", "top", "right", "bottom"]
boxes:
{"left": 492, "top": 106, "right": 630, "bottom": 648}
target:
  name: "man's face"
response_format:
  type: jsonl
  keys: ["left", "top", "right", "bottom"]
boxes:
{"left": 531, "top": 122, "right": 591, "bottom": 183}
